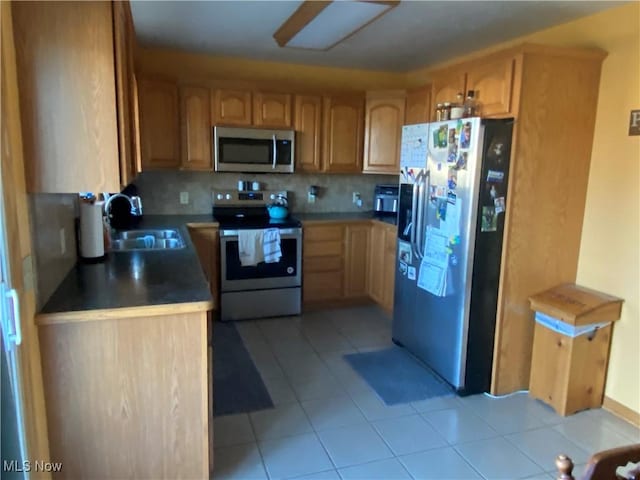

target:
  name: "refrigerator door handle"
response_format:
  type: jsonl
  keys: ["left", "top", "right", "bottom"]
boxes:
{"left": 410, "top": 180, "right": 419, "bottom": 255}
{"left": 415, "top": 171, "right": 425, "bottom": 259}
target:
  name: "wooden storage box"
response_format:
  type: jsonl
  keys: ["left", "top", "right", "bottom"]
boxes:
{"left": 528, "top": 283, "right": 623, "bottom": 416}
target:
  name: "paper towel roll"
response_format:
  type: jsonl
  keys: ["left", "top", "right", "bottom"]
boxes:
{"left": 79, "top": 200, "right": 105, "bottom": 259}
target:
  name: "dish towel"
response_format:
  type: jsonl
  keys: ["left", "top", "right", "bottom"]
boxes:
{"left": 238, "top": 229, "right": 264, "bottom": 266}
{"left": 263, "top": 228, "right": 282, "bottom": 263}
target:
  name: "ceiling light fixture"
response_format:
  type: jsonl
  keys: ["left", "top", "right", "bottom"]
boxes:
{"left": 273, "top": 1, "right": 399, "bottom": 51}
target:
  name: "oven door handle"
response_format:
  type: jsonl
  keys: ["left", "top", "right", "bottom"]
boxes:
{"left": 272, "top": 134, "right": 277, "bottom": 169}
{"left": 220, "top": 228, "right": 302, "bottom": 238}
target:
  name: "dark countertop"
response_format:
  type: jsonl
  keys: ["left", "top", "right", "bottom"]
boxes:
{"left": 295, "top": 211, "right": 398, "bottom": 226}
{"left": 39, "top": 215, "right": 217, "bottom": 316}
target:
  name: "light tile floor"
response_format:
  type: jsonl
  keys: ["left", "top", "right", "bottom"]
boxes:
{"left": 213, "top": 305, "right": 640, "bottom": 480}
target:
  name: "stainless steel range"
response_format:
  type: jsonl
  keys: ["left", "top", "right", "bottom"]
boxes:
{"left": 213, "top": 190, "right": 302, "bottom": 321}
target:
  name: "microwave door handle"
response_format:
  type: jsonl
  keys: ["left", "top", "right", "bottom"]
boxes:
{"left": 272, "top": 134, "right": 277, "bottom": 169}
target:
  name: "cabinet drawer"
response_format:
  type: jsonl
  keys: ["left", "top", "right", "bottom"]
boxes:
{"left": 304, "top": 256, "right": 343, "bottom": 273}
{"left": 304, "top": 225, "right": 344, "bottom": 242}
{"left": 304, "top": 271, "right": 344, "bottom": 301}
{"left": 304, "top": 240, "right": 343, "bottom": 258}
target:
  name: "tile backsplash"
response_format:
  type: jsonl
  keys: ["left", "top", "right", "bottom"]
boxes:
{"left": 134, "top": 171, "right": 398, "bottom": 215}
{"left": 29, "top": 193, "right": 78, "bottom": 309}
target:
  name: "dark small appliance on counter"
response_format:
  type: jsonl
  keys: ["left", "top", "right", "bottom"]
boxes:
{"left": 373, "top": 184, "right": 399, "bottom": 216}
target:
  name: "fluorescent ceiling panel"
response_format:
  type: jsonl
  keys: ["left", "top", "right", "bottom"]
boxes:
{"left": 286, "top": 1, "right": 391, "bottom": 50}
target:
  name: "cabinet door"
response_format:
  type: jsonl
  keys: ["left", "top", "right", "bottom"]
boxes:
{"left": 367, "top": 223, "right": 385, "bottom": 304}
{"left": 405, "top": 86, "right": 431, "bottom": 125}
{"left": 363, "top": 93, "right": 405, "bottom": 174}
{"left": 322, "top": 96, "right": 364, "bottom": 173}
{"left": 13, "top": 1, "right": 120, "bottom": 193}
{"left": 431, "top": 71, "right": 466, "bottom": 121}
{"left": 344, "top": 224, "right": 370, "bottom": 298}
{"left": 294, "top": 95, "right": 322, "bottom": 172}
{"left": 382, "top": 226, "right": 397, "bottom": 312}
{"left": 139, "top": 78, "right": 180, "bottom": 169}
{"left": 113, "top": 0, "right": 136, "bottom": 187}
{"left": 253, "top": 92, "right": 292, "bottom": 128}
{"left": 466, "top": 57, "right": 515, "bottom": 117}
{"left": 180, "top": 86, "right": 212, "bottom": 171}
{"left": 213, "top": 89, "right": 252, "bottom": 126}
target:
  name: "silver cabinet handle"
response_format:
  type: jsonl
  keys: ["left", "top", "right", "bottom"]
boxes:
{"left": 272, "top": 134, "right": 277, "bottom": 169}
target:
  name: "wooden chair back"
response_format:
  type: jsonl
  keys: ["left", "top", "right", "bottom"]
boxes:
{"left": 556, "top": 444, "right": 640, "bottom": 480}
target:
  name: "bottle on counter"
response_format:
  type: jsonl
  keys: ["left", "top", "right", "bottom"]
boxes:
{"left": 435, "top": 103, "right": 444, "bottom": 121}
{"left": 463, "top": 90, "right": 477, "bottom": 117}
{"left": 442, "top": 102, "right": 451, "bottom": 121}
{"left": 450, "top": 92, "right": 465, "bottom": 119}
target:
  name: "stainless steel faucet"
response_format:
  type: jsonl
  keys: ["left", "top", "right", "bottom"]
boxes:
{"left": 103, "top": 193, "right": 143, "bottom": 224}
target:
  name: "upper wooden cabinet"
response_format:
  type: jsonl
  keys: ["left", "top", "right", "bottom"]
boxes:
{"left": 322, "top": 95, "right": 364, "bottom": 173}
{"left": 180, "top": 86, "right": 213, "bottom": 171}
{"left": 466, "top": 57, "right": 516, "bottom": 118}
{"left": 139, "top": 78, "right": 180, "bottom": 169}
{"left": 405, "top": 86, "right": 432, "bottom": 125}
{"left": 431, "top": 71, "right": 467, "bottom": 120}
{"left": 363, "top": 91, "right": 406, "bottom": 175}
{"left": 213, "top": 89, "right": 252, "bottom": 126}
{"left": 113, "top": 1, "right": 139, "bottom": 188}
{"left": 13, "top": 1, "right": 122, "bottom": 193}
{"left": 253, "top": 92, "right": 292, "bottom": 128}
{"left": 294, "top": 95, "right": 323, "bottom": 173}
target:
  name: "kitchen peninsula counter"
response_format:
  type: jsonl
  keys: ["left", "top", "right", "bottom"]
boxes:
{"left": 36, "top": 215, "right": 215, "bottom": 479}
{"left": 37, "top": 215, "right": 217, "bottom": 324}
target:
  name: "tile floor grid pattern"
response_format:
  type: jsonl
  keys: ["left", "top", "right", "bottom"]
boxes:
{"left": 213, "top": 306, "right": 640, "bottom": 480}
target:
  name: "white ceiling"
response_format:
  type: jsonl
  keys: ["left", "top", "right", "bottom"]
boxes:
{"left": 130, "top": 1, "right": 621, "bottom": 72}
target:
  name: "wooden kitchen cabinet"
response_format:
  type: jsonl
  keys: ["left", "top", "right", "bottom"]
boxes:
{"left": 368, "top": 221, "right": 397, "bottom": 312}
{"left": 139, "top": 77, "right": 180, "bottom": 169}
{"left": 465, "top": 56, "right": 517, "bottom": 117}
{"left": 113, "top": 0, "right": 139, "bottom": 188}
{"left": 180, "top": 86, "right": 213, "bottom": 171}
{"left": 430, "top": 70, "right": 467, "bottom": 120}
{"left": 322, "top": 95, "right": 364, "bottom": 173}
{"left": 303, "top": 224, "right": 345, "bottom": 304}
{"left": 253, "top": 92, "right": 292, "bottom": 128}
{"left": 213, "top": 88, "right": 252, "bottom": 126}
{"left": 13, "top": 1, "right": 122, "bottom": 192}
{"left": 363, "top": 91, "right": 406, "bottom": 174}
{"left": 188, "top": 226, "right": 220, "bottom": 310}
{"left": 405, "top": 86, "right": 432, "bottom": 125}
{"left": 344, "top": 224, "right": 370, "bottom": 298}
{"left": 294, "top": 95, "right": 323, "bottom": 173}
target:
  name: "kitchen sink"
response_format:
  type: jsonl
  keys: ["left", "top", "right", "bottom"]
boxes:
{"left": 110, "top": 229, "right": 185, "bottom": 251}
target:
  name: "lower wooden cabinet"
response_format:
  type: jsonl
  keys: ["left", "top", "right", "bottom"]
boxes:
{"left": 368, "top": 221, "right": 397, "bottom": 312}
{"left": 303, "top": 220, "right": 394, "bottom": 310}
{"left": 188, "top": 226, "right": 220, "bottom": 310}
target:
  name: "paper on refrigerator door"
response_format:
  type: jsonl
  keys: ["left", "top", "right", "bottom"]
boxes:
{"left": 400, "top": 124, "right": 429, "bottom": 168}
{"left": 417, "top": 226, "right": 449, "bottom": 296}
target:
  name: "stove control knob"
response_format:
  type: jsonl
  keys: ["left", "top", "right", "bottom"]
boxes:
{"left": 270, "top": 194, "right": 276, "bottom": 200}
{"left": 216, "top": 194, "right": 223, "bottom": 200}
{"left": 225, "top": 194, "right": 232, "bottom": 200}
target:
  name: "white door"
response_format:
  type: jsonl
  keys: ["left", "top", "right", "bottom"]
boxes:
{"left": 0, "top": 162, "right": 28, "bottom": 478}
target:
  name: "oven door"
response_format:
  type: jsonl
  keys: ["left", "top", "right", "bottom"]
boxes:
{"left": 220, "top": 228, "right": 301, "bottom": 292}
{"left": 214, "top": 126, "right": 295, "bottom": 173}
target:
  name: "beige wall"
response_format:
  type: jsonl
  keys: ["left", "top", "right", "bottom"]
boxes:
{"left": 407, "top": 3, "right": 640, "bottom": 414}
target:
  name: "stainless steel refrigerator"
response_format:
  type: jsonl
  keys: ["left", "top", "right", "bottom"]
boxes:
{"left": 392, "top": 117, "right": 514, "bottom": 394}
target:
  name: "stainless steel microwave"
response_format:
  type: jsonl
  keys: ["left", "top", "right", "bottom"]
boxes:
{"left": 214, "top": 126, "right": 295, "bottom": 173}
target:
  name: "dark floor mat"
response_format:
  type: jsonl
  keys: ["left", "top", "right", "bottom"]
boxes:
{"left": 214, "top": 321, "right": 273, "bottom": 416}
{"left": 344, "top": 347, "right": 453, "bottom": 405}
